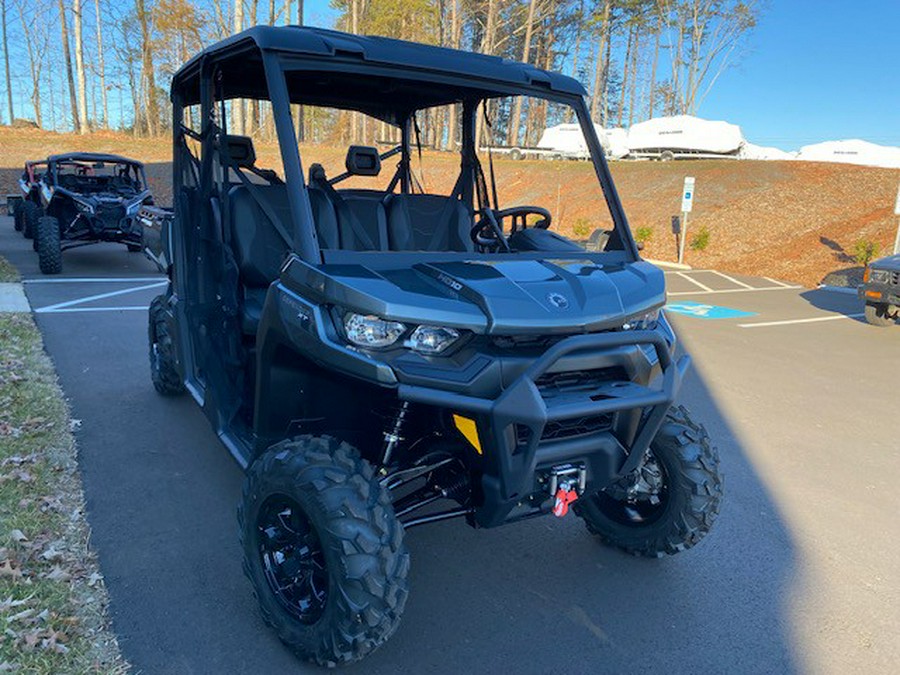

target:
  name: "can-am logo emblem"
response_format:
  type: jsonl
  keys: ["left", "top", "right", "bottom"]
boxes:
{"left": 547, "top": 292, "right": 569, "bottom": 309}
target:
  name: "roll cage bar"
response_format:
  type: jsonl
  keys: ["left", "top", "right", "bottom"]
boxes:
{"left": 169, "top": 27, "right": 639, "bottom": 267}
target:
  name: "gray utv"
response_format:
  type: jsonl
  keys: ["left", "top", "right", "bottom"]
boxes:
{"left": 145, "top": 26, "right": 722, "bottom": 667}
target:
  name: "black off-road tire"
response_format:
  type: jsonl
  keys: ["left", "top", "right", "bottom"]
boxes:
{"left": 12, "top": 200, "right": 23, "bottom": 231}
{"left": 37, "top": 216, "right": 62, "bottom": 275}
{"left": 576, "top": 405, "right": 722, "bottom": 557}
{"left": 148, "top": 295, "right": 185, "bottom": 395}
{"left": 239, "top": 436, "right": 409, "bottom": 667}
{"left": 864, "top": 303, "right": 895, "bottom": 327}
{"left": 21, "top": 201, "right": 40, "bottom": 239}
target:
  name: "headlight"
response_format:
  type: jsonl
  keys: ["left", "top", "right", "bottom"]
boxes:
{"left": 343, "top": 313, "right": 406, "bottom": 349}
{"left": 622, "top": 309, "right": 660, "bottom": 331}
{"left": 407, "top": 325, "right": 460, "bottom": 354}
{"left": 126, "top": 201, "right": 142, "bottom": 216}
{"left": 868, "top": 269, "right": 890, "bottom": 284}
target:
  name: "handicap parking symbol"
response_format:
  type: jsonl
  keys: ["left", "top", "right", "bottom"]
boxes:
{"left": 666, "top": 301, "right": 757, "bottom": 320}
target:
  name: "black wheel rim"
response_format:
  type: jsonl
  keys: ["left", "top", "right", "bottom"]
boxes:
{"left": 257, "top": 495, "right": 328, "bottom": 624}
{"left": 592, "top": 450, "right": 670, "bottom": 527}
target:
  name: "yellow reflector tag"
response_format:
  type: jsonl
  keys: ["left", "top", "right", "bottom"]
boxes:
{"left": 452, "top": 414, "right": 482, "bottom": 454}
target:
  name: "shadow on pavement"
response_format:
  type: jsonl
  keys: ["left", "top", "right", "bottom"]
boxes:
{"left": 800, "top": 287, "right": 866, "bottom": 324}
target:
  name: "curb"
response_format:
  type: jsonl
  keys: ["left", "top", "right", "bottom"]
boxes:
{"left": 645, "top": 258, "right": 693, "bottom": 271}
{"left": 0, "top": 282, "right": 32, "bottom": 312}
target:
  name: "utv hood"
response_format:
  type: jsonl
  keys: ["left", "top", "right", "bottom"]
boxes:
{"left": 284, "top": 257, "right": 666, "bottom": 335}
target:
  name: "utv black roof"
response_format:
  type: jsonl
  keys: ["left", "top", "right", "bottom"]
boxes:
{"left": 48, "top": 152, "right": 143, "bottom": 166}
{"left": 171, "top": 26, "right": 587, "bottom": 114}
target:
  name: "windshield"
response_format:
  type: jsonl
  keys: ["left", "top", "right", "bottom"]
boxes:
{"left": 278, "top": 93, "right": 628, "bottom": 261}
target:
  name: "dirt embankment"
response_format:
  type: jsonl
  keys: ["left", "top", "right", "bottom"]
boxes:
{"left": 2, "top": 126, "right": 897, "bottom": 287}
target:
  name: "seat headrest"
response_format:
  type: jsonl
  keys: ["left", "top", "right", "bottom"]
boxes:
{"left": 308, "top": 163, "right": 327, "bottom": 184}
{"left": 224, "top": 135, "right": 256, "bottom": 169}
{"left": 345, "top": 146, "right": 381, "bottom": 177}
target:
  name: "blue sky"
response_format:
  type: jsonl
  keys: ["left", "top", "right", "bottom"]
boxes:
{"left": 302, "top": 0, "right": 900, "bottom": 152}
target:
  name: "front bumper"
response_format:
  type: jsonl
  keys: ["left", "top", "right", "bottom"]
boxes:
{"left": 859, "top": 282, "right": 900, "bottom": 306}
{"left": 398, "top": 330, "right": 689, "bottom": 527}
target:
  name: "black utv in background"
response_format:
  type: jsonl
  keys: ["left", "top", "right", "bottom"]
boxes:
{"left": 10, "top": 160, "right": 46, "bottom": 238}
{"left": 859, "top": 254, "right": 899, "bottom": 326}
{"left": 144, "top": 26, "right": 723, "bottom": 667}
{"left": 33, "top": 153, "right": 153, "bottom": 274}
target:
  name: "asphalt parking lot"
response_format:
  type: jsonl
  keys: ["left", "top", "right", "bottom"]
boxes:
{"left": 2, "top": 220, "right": 898, "bottom": 674}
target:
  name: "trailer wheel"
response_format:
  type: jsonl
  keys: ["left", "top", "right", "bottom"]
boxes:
{"left": 659, "top": 150, "right": 675, "bottom": 162}
{"left": 509, "top": 148, "right": 523, "bottom": 161}
{"left": 37, "top": 216, "right": 62, "bottom": 275}
{"left": 239, "top": 436, "right": 409, "bottom": 667}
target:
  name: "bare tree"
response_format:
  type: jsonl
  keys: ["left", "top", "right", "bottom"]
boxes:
{"left": 17, "top": 0, "right": 51, "bottom": 127}
{"left": 508, "top": 0, "right": 539, "bottom": 146}
{"left": 73, "top": 0, "right": 89, "bottom": 132}
{"left": 94, "top": 0, "right": 108, "bottom": 127}
{"left": 57, "top": 0, "right": 80, "bottom": 130}
{"left": 2, "top": 0, "right": 14, "bottom": 123}
{"left": 232, "top": 0, "right": 244, "bottom": 134}
{"left": 135, "top": 0, "right": 159, "bottom": 135}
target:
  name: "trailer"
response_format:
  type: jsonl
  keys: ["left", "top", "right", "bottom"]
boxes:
{"left": 626, "top": 115, "right": 744, "bottom": 161}
{"left": 485, "top": 123, "right": 610, "bottom": 160}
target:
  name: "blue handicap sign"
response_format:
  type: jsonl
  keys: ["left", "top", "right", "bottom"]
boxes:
{"left": 666, "top": 301, "right": 757, "bottom": 320}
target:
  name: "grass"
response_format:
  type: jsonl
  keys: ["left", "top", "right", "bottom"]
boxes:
{"left": 0, "top": 257, "right": 18, "bottom": 283}
{"left": 0, "top": 271, "right": 127, "bottom": 673}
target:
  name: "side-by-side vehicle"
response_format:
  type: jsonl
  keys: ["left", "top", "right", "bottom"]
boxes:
{"left": 144, "top": 26, "right": 723, "bottom": 666}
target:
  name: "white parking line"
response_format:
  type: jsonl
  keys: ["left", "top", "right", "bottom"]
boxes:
{"left": 668, "top": 285, "right": 802, "bottom": 297}
{"left": 36, "top": 306, "right": 149, "bottom": 314}
{"left": 708, "top": 270, "right": 755, "bottom": 289}
{"left": 24, "top": 277, "right": 164, "bottom": 284}
{"left": 675, "top": 271, "right": 715, "bottom": 292}
{"left": 763, "top": 276, "right": 794, "bottom": 288}
{"left": 738, "top": 313, "right": 865, "bottom": 328}
{"left": 35, "top": 281, "right": 167, "bottom": 313}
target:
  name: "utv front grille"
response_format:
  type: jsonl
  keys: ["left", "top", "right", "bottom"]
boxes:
{"left": 535, "top": 366, "right": 629, "bottom": 397}
{"left": 96, "top": 205, "right": 126, "bottom": 230}
{"left": 515, "top": 413, "right": 615, "bottom": 445}
{"left": 491, "top": 334, "right": 566, "bottom": 351}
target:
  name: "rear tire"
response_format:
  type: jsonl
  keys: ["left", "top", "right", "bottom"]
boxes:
{"left": 148, "top": 295, "right": 185, "bottom": 395}
{"left": 239, "top": 436, "right": 409, "bottom": 667}
{"left": 21, "top": 202, "right": 40, "bottom": 239}
{"left": 865, "top": 303, "right": 895, "bottom": 327}
{"left": 576, "top": 405, "right": 722, "bottom": 557}
{"left": 36, "top": 216, "right": 62, "bottom": 275}
{"left": 12, "top": 201, "right": 23, "bottom": 231}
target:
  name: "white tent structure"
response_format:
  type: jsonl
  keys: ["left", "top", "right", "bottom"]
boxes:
{"left": 627, "top": 115, "right": 744, "bottom": 159}
{"left": 739, "top": 143, "right": 795, "bottom": 161}
{"left": 796, "top": 139, "right": 900, "bottom": 169}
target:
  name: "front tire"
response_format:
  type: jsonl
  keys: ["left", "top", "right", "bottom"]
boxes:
{"left": 239, "top": 436, "right": 409, "bottom": 667}
{"left": 148, "top": 295, "right": 185, "bottom": 395}
{"left": 576, "top": 405, "right": 722, "bottom": 557}
{"left": 865, "top": 303, "right": 895, "bottom": 327}
{"left": 12, "top": 201, "right": 23, "bottom": 231}
{"left": 37, "top": 216, "right": 62, "bottom": 275}
{"left": 21, "top": 201, "right": 40, "bottom": 239}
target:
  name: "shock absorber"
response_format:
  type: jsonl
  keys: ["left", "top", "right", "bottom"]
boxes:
{"left": 381, "top": 401, "right": 409, "bottom": 466}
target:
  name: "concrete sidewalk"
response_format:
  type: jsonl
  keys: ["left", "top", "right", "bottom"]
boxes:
{"left": 0, "top": 282, "right": 30, "bottom": 312}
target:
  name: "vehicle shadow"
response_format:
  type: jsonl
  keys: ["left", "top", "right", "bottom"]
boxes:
{"left": 818, "top": 236, "right": 855, "bottom": 264}
{"left": 800, "top": 287, "right": 867, "bottom": 324}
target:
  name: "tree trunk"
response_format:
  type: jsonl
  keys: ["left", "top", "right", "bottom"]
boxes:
{"left": 1, "top": 0, "right": 12, "bottom": 124}
{"left": 648, "top": 18, "right": 660, "bottom": 118}
{"left": 618, "top": 23, "right": 632, "bottom": 127}
{"left": 445, "top": 0, "right": 460, "bottom": 150}
{"left": 507, "top": 0, "right": 537, "bottom": 147}
{"left": 95, "top": 0, "right": 108, "bottom": 127}
{"left": 295, "top": 0, "right": 304, "bottom": 141}
{"left": 589, "top": 0, "right": 609, "bottom": 123}
{"left": 232, "top": 0, "right": 244, "bottom": 134}
{"left": 627, "top": 28, "right": 639, "bottom": 127}
{"left": 58, "top": 0, "right": 79, "bottom": 130}
{"left": 73, "top": 0, "right": 89, "bottom": 132}
{"left": 17, "top": 1, "right": 43, "bottom": 128}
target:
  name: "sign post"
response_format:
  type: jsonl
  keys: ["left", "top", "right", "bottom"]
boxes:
{"left": 678, "top": 176, "right": 695, "bottom": 265}
{"left": 894, "top": 183, "right": 900, "bottom": 255}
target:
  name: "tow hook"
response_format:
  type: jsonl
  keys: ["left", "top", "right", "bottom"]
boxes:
{"left": 547, "top": 463, "right": 587, "bottom": 518}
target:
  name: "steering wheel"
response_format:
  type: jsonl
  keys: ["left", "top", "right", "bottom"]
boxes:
{"left": 471, "top": 209, "right": 511, "bottom": 252}
{"left": 493, "top": 206, "right": 552, "bottom": 234}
